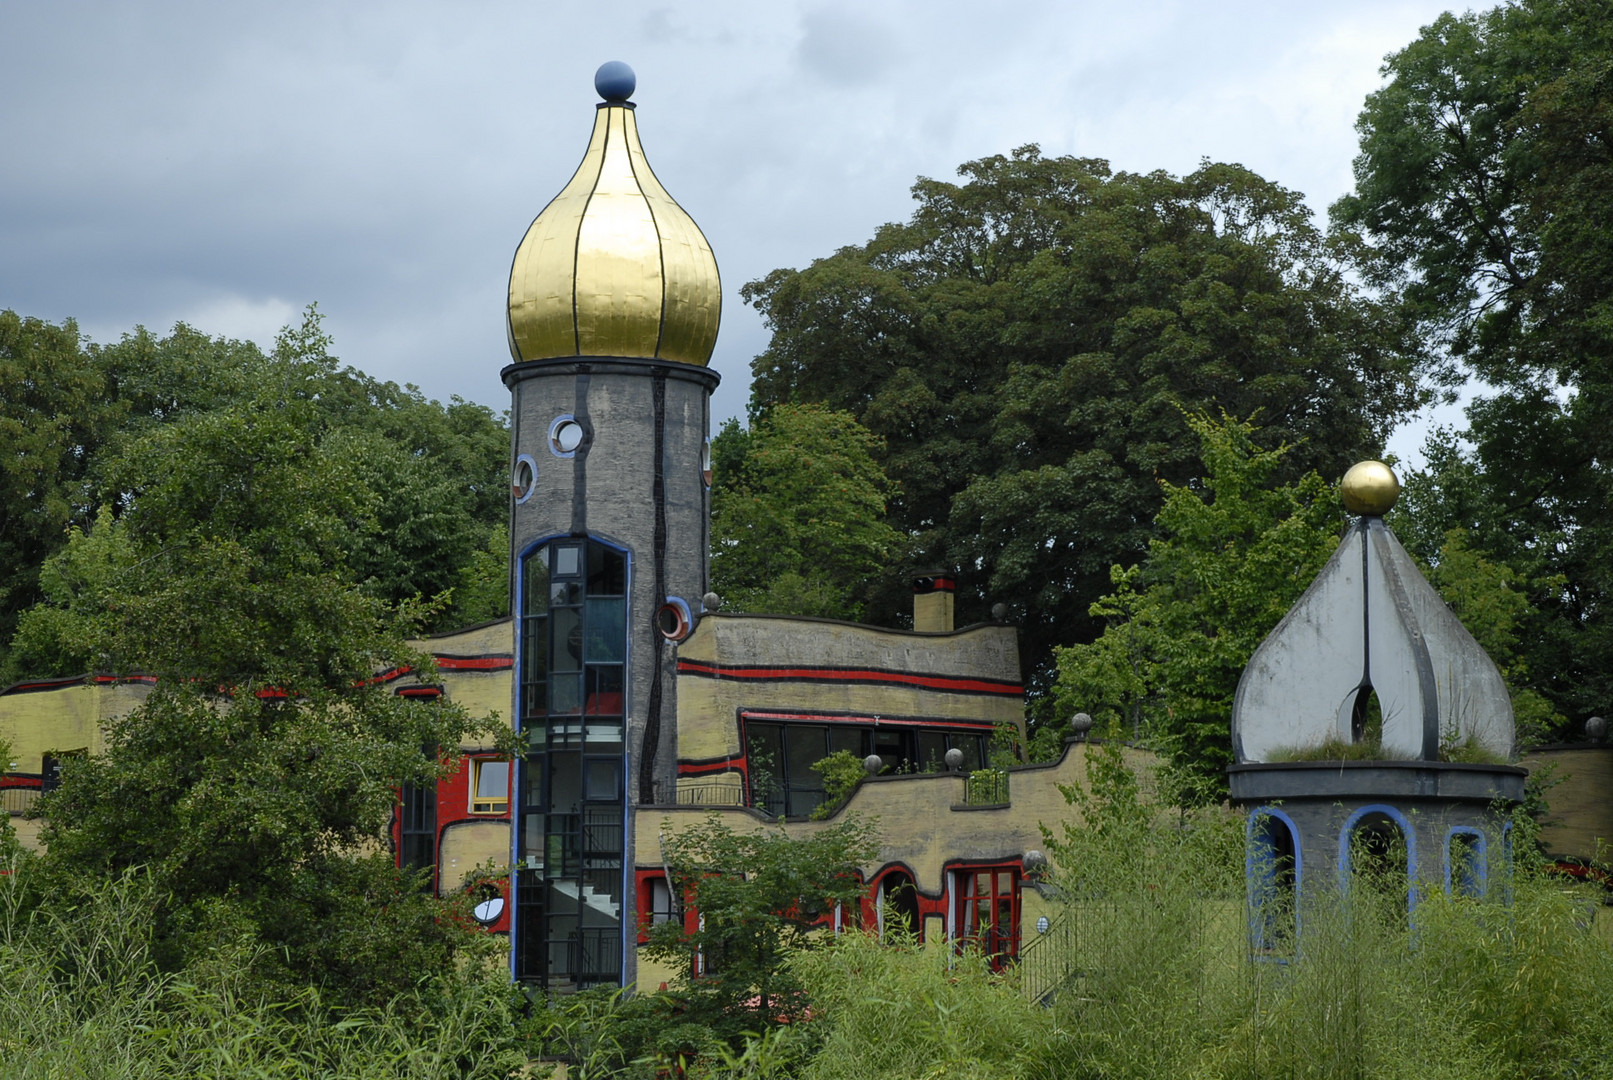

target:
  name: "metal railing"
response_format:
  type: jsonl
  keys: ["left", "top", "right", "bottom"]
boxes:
{"left": 1018, "top": 912, "right": 1076, "bottom": 1004}
{"left": 2, "top": 788, "right": 40, "bottom": 816}
{"left": 653, "top": 781, "right": 747, "bottom": 807}
{"left": 963, "top": 768, "right": 1010, "bottom": 805}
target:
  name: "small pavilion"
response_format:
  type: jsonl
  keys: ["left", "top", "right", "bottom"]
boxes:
{"left": 1227, "top": 461, "right": 1526, "bottom": 946}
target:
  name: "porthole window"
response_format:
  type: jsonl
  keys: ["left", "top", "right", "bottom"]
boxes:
{"left": 656, "top": 598, "right": 692, "bottom": 641}
{"left": 512, "top": 454, "right": 537, "bottom": 504}
{"left": 549, "top": 415, "right": 586, "bottom": 458}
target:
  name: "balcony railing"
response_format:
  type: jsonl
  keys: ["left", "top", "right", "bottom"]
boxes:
{"left": 2, "top": 787, "right": 40, "bottom": 816}
{"left": 652, "top": 781, "right": 747, "bottom": 808}
{"left": 963, "top": 768, "right": 1009, "bottom": 806}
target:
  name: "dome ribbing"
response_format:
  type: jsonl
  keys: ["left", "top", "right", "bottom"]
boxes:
{"left": 507, "top": 67, "right": 721, "bottom": 366}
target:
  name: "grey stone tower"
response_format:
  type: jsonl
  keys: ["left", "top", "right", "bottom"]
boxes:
{"left": 503, "top": 61, "right": 720, "bottom": 990}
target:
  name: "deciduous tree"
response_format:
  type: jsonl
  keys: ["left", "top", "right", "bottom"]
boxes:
{"left": 3, "top": 307, "right": 511, "bottom": 684}
{"left": 1335, "top": 0, "right": 1613, "bottom": 727}
{"left": 26, "top": 339, "right": 505, "bottom": 1003}
{"left": 644, "top": 813, "right": 877, "bottom": 1031}
{"left": 710, "top": 403, "right": 901, "bottom": 621}
{"left": 744, "top": 149, "right": 1424, "bottom": 703}
{"left": 1048, "top": 414, "right": 1342, "bottom": 794}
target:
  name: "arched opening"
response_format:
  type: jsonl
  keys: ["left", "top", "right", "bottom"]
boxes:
{"left": 1340, "top": 807, "right": 1415, "bottom": 922}
{"left": 1248, "top": 808, "right": 1299, "bottom": 953}
{"left": 878, "top": 871, "right": 921, "bottom": 943}
{"left": 1446, "top": 829, "right": 1486, "bottom": 899}
{"left": 1348, "top": 685, "right": 1385, "bottom": 751}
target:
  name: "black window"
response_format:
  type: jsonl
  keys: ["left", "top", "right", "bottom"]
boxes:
{"left": 744, "top": 718, "right": 990, "bottom": 818}
{"left": 40, "top": 754, "right": 64, "bottom": 795}
{"left": 516, "top": 540, "right": 628, "bottom": 989}
{"left": 399, "top": 779, "right": 437, "bottom": 891}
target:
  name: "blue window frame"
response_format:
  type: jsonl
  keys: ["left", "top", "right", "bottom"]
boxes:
{"left": 514, "top": 538, "right": 629, "bottom": 989}
{"left": 1247, "top": 807, "right": 1300, "bottom": 953}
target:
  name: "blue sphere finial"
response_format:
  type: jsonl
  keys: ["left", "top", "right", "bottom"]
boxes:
{"left": 594, "top": 61, "right": 636, "bottom": 103}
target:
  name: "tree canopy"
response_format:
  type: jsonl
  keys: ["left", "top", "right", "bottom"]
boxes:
{"left": 1047, "top": 414, "right": 1344, "bottom": 793}
{"left": 1335, "top": 0, "right": 1613, "bottom": 730}
{"left": 1049, "top": 414, "right": 1558, "bottom": 796}
{"left": 744, "top": 149, "right": 1425, "bottom": 702}
{"left": 709, "top": 403, "right": 902, "bottom": 621}
{"left": 6, "top": 308, "right": 512, "bottom": 1003}
{"left": 1, "top": 308, "right": 510, "bottom": 684}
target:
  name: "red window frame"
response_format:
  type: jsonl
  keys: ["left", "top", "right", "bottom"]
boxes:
{"left": 955, "top": 865, "right": 1020, "bottom": 967}
{"left": 634, "top": 870, "right": 680, "bottom": 944}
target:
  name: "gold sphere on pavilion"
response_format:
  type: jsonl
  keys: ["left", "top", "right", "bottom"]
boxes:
{"left": 1341, "top": 460, "right": 1400, "bottom": 517}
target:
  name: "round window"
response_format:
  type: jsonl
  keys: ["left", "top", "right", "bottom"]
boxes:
{"left": 512, "top": 454, "right": 537, "bottom": 504}
{"left": 656, "top": 599, "right": 691, "bottom": 641}
{"left": 549, "top": 415, "right": 586, "bottom": 457}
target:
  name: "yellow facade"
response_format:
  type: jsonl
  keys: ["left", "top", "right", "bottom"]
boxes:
{"left": 673, "top": 614, "right": 1025, "bottom": 767}
{"left": 1521, "top": 744, "right": 1613, "bottom": 863}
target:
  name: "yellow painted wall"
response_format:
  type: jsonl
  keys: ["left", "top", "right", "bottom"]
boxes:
{"left": 405, "top": 619, "right": 516, "bottom": 745}
{"left": 0, "top": 680, "right": 150, "bottom": 773}
{"left": 439, "top": 820, "right": 511, "bottom": 895}
{"left": 1521, "top": 745, "right": 1613, "bottom": 863}
{"left": 674, "top": 615, "right": 1025, "bottom": 764}
{"left": 637, "top": 740, "right": 1158, "bottom": 899}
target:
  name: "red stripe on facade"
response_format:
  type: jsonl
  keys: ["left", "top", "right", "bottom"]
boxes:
{"left": 0, "top": 776, "right": 43, "bottom": 790}
{"left": 4, "top": 674, "right": 159, "bottom": 696}
{"left": 676, "top": 660, "right": 1021, "bottom": 696}
{"left": 357, "top": 666, "right": 412, "bottom": 687}
{"left": 8, "top": 677, "right": 88, "bottom": 693}
{"left": 3, "top": 656, "right": 502, "bottom": 699}
{"left": 741, "top": 709, "right": 998, "bottom": 731}
{"left": 676, "top": 760, "right": 743, "bottom": 777}
{"left": 435, "top": 656, "right": 513, "bottom": 671}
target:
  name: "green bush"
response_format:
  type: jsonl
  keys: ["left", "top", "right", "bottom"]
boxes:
{"left": 784, "top": 932, "right": 1059, "bottom": 1080}
{"left": 809, "top": 750, "right": 866, "bottom": 820}
{"left": 9, "top": 748, "right": 1613, "bottom": 1080}
{"left": 0, "top": 854, "right": 525, "bottom": 1079}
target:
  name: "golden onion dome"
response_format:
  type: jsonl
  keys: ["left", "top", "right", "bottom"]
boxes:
{"left": 507, "top": 62, "right": 721, "bottom": 367}
{"left": 1341, "top": 460, "right": 1400, "bottom": 517}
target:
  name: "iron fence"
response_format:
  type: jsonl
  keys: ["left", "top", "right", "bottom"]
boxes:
{"left": 652, "top": 781, "right": 747, "bottom": 807}
{"left": 964, "top": 768, "right": 1010, "bottom": 805}
{"left": 1018, "top": 912, "right": 1076, "bottom": 1004}
{"left": 2, "top": 788, "right": 39, "bottom": 816}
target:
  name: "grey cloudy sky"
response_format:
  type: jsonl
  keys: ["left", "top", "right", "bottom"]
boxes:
{"left": 2, "top": 0, "right": 1465, "bottom": 458}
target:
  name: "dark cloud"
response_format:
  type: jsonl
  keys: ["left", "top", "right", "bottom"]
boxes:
{"left": 1, "top": 0, "right": 1454, "bottom": 445}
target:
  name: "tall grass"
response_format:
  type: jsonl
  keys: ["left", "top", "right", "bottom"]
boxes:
{"left": 9, "top": 750, "right": 1613, "bottom": 1080}
{"left": 750, "top": 743, "right": 1613, "bottom": 1080}
{"left": 0, "top": 855, "right": 526, "bottom": 1079}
